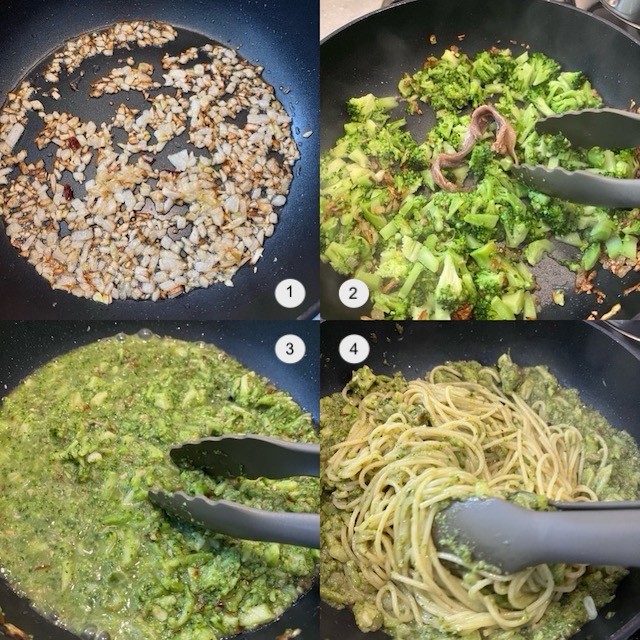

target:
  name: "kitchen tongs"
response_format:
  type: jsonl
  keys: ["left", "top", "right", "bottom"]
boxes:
{"left": 148, "top": 435, "right": 320, "bottom": 548}
{"left": 512, "top": 108, "right": 640, "bottom": 207}
{"left": 436, "top": 497, "right": 640, "bottom": 574}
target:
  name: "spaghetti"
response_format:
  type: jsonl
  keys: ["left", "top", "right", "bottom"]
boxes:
{"left": 321, "top": 355, "right": 640, "bottom": 640}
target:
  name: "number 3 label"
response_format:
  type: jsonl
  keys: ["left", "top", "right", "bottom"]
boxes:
{"left": 339, "top": 335, "right": 370, "bottom": 364}
{"left": 338, "top": 279, "right": 369, "bottom": 309}
{"left": 275, "top": 334, "right": 306, "bottom": 364}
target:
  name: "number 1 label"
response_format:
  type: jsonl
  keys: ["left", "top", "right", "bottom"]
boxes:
{"left": 275, "top": 279, "right": 306, "bottom": 308}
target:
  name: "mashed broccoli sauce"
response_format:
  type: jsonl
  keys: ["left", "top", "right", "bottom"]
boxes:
{"left": 320, "top": 356, "right": 640, "bottom": 640}
{"left": 0, "top": 333, "right": 319, "bottom": 640}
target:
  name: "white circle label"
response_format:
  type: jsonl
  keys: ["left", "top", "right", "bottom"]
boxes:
{"left": 339, "top": 335, "right": 370, "bottom": 364}
{"left": 338, "top": 278, "right": 370, "bottom": 309}
{"left": 275, "top": 279, "right": 306, "bottom": 308}
{"left": 275, "top": 334, "right": 306, "bottom": 364}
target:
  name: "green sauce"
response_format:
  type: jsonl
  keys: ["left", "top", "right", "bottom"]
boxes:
{"left": 0, "top": 332, "right": 319, "bottom": 639}
{"left": 320, "top": 355, "right": 640, "bottom": 640}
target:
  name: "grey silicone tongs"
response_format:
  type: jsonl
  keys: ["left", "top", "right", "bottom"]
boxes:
{"left": 148, "top": 435, "right": 320, "bottom": 548}
{"left": 435, "top": 497, "right": 640, "bottom": 573}
{"left": 512, "top": 108, "right": 640, "bottom": 207}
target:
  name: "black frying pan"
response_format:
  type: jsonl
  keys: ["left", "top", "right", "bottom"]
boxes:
{"left": 320, "top": 319, "right": 640, "bottom": 640}
{"left": 0, "top": 320, "right": 320, "bottom": 640}
{"left": 320, "top": 0, "right": 640, "bottom": 320}
{"left": 0, "top": 0, "right": 319, "bottom": 320}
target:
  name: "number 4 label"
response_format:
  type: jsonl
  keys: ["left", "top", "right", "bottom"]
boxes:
{"left": 339, "top": 335, "right": 370, "bottom": 364}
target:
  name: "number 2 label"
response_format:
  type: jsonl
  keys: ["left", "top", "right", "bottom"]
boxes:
{"left": 338, "top": 279, "right": 369, "bottom": 309}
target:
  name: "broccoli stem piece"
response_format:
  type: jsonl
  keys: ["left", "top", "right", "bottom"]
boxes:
{"left": 524, "top": 239, "right": 554, "bottom": 265}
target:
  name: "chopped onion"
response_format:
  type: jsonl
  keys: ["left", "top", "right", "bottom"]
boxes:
{"left": 167, "top": 148, "right": 189, "bottom": 171}
{"left": 583, "top": 595, "right": 597, "bottom": 621}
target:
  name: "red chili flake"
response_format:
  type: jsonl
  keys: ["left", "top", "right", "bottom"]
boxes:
{"left": 68, "top": 136, "right": 81, "bottom": 151}
{"left": 63, "top": 184, "right": 73, "bottom": 201}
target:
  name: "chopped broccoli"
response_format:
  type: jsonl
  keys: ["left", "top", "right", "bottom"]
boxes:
{"left": 410, "top": 51, "right": 479, "bottom": 111}
{"left": 346, "top": 94, "right": 399, "bottom": 122}
{"left": 528, "top": 191, "right": 576, "bottom": 235}
{"left": 405, "top": 144, "right": 429, "bottom": 171}
{"left": 468, "top": 143, "right": 493, "bottom": 179}
{"left": 475, "top": 270, "right": 507, "bottom": 296}
{"left": 524, "top": 239, "right": 554, "bottom": 265}
{"left": 512, "top": 51, "right": 561, "bottom": 93}
{"left": 470, "top": 240, "right": 498, "bottom": 269}
{"left": 434, "top": 252, "right": 466, "bottom": 311}
{"left": 375, "top": 246, "right": 412, "bottom": 280}
{"left": 323, "top": 237, "right": 371, "bottom": 275}
{"left": 471, "top": 49, "right": 514, "bottom": 83}
{"left": 320, "top": 45, "right": 638, "bottom": 321}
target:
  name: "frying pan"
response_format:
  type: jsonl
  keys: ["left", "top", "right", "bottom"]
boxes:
{"left": 0, "top": 320, "right": 320, "bottom": 640}
{"left": 320, "top": 319, "right": 640, "bottom": 640}
{"left": 320, "top": 0, "right": 640, "bottom": 320}
{"left": 0, "top": 0, "right": 319, "bottom": 320}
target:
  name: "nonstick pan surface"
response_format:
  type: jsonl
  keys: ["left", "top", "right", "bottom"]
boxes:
{"left": 320, "top": 0, "right": 640, "bottom": 320}
{"left": 0, "top": 320, "right": 320, "bottom": 640}
{"left": 0, "top": 0, "right": 319, "bottom": 320}
{"left": 320, "top": 320, "right": 640, "bottom": 640}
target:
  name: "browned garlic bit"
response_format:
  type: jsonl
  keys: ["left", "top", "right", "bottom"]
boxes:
{"left": 431, "top": 104, "right": 518, "bottom": 192}
{"left": 0, "top": 21, "right": 299, "bottom": 303}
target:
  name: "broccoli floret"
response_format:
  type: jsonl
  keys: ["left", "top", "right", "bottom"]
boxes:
{"left": 528, "top": 191, "right": 577, "bottom": 235}
{"left": 435, "top": 251, "right": 477, "bottom": 312}
{"left": 501, "top": 213, "right": 530, "bottom": 248}
{"left": 427, "top": 112, "right": 470, "bottom": 149}
{"left": 393, "top": 170, "right": 424, "bottom": 195}
{"left": 323, "top": 237, "right": 371, "bottom": 275}
{"left": 410, "top": 50, "right": 478, "bottom": 111}
{"left": 470, "top": 240, "right": 498, "bottom": 269}
{"left": 468, "top": 143, "right": 493, "bottom": 179}
{"left": 532, "top": 95, "right": 555, "bottom": 117}
{"left": 546, "top": 75, "right": 601, "bottom": 113}
{"left": 471, "top": 50, "right": 508, "bottom": 83}
{"left": 543, "top": 134, "right": 571, "bottom": 157}
{"left": 370, "top": 290, "right": 411, "bottom": 319}
{"left": 474, "top": 270, "right": 507, "bottom": 297}
{"left": 524, "top": 238, "right": 554, "bottom": 265}
{"left": 622, "top": 219, "right": 640, "bottom": 236}
{"left": 555, "top": 70, "right": 588, "bottom": 90}
{"left": 502, "top": 259, "right": 536, "bottom": 291}
{"left": 513, "top": 51, "right": 561, "bottom": 93}
{"left": 589, "top": 213, "right": 618, "bottom": 243}
{"left": 495, "top": 186, "right": 534, "bottom": 247}
{"left": 472, "top": 295, "right": 516, "bottom": 320}
{"left": 405, "top": 144, "right": 429, "bottom": 171}
{"left": 375, "top": 247, "right": 412, "bottom": 280}
{"left": 434, "top": 252, "right": 468, "bottom": 311}
{"left": 346, "top": 94, "right": 399, "bottom": 122}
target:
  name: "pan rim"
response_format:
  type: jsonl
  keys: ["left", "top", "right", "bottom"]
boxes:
{"left": 0, "top": 0, "right": 320, "bottom": 321}
{"left": 320, "top": 0, "right": 640, "bottom": 47}
{"left": 319, "top": 0, "right": 640, "bottom": 321}
{"left": 319, "top": 319, "right": 640, "bottom": 640}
